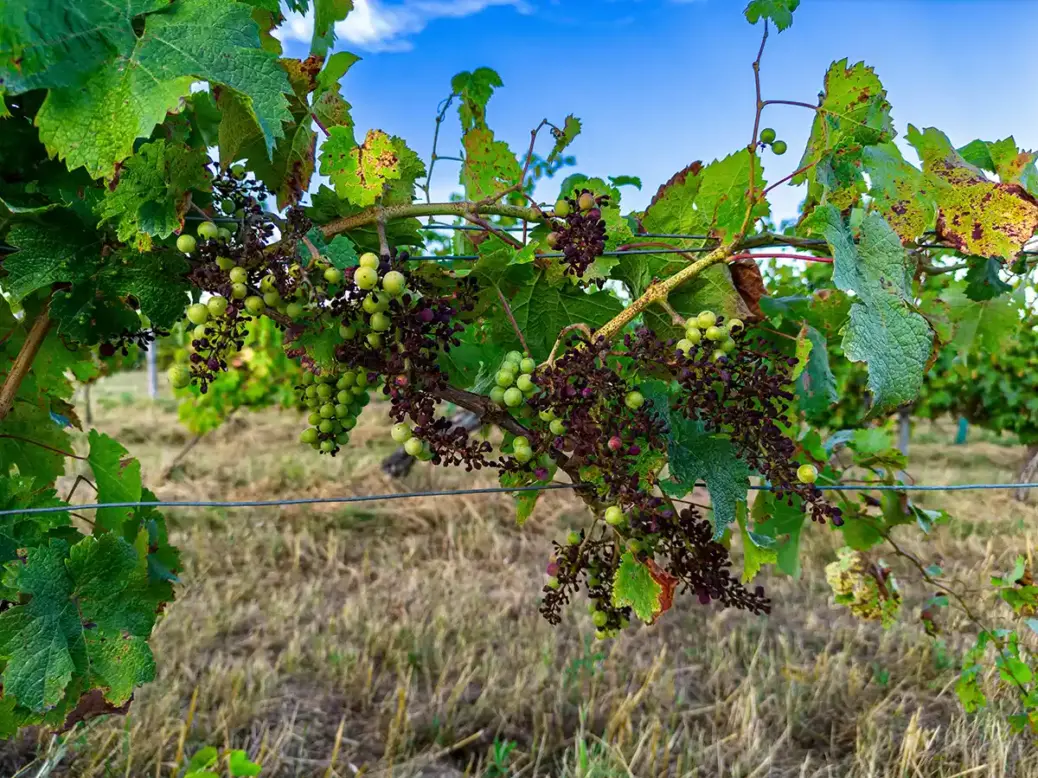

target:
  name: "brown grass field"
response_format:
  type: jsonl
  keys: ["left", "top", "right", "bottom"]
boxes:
{"left": 5, "top": 370, "right": 1038, "bottom": 777}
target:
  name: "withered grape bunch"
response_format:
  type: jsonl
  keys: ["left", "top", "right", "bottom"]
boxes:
{"left": 545, "top": 189, "right": 609, "bottom": 280}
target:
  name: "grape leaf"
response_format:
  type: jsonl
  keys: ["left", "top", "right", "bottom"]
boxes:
{"left": 0, "top": 404, "right": 71, "bottom": 486}
{"left": 0, "top": 476, "right": 74, "bottom": 573}
{"left": 461, "top": 128, "right": 521, "bottom": 201}
{"left": 862, "top": 142, "right": 936, "bottom": 243}
{"left": 817, "top": 205, "right": 934, "bottom": 413}
{"left": 547, "top": 115, "right": 581, "bottom": 165}
{"left": 97, "top": 141, "right": 212, "bottom": 251}
{"left": 943, "top": 286, "right": 1021, "bottom": 356}
{"left": 451, "top": 67, "right": 503, "bottom": 132}
{"left": 795, "top": 324, "right": 838, "bottom": 417}
{"left": 751, "top": 490, "right": 807, "bottom": 578}
{"left": 321, "top": 128, "right": 423, "bottom": 207}
{"left": 311, "top": 0, "right": 354, "bottom": 57}
{"left": 611, "top": 552, "right": 663, "bottom": 624}
{"left": 87, "top": 431, "right": 142, "bottom": 534}
{"left": 505, "top": 271, "right": 623, "bottom": 361}
{"left": 964, "top": 256, "right": 1013, "bottom": 301}
{"left": 958, "top": 136, "right": 1038, "bottom": 196}
{"left": 737, "top": 503, "right": 777, "bottom": 583}
{"left": 744, "top": 0, "right": 800, "bottom": 31}
{"left": 34, "top": 0, "right": 293, "bottom": 179}
{"left": 500, "top": 470, "right": 540, "bottom": 526}
{"left": 906, "top": 126, "right": 1038, "bottom": 259}
{"left": 609, "top": 175, "right": 642, "bottom": 190}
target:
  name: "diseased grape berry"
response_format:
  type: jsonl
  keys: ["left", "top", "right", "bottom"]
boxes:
{"left": 176, "top": 234, "right": 196, "bottom": 254}
{"left": 772, "top": 140, "right": 787, "bottom": 155}
{"left": 382, "top": 270, "right": 407, "bottom": 297}
{"left": 546, "top": 231, "right": 560, "bottom": 248}
{"left": 797, "top": 464, "right": 818, "bottom": 484}
{"left": 198, "top": 221, "right": 219, "bottom": 240}
{"left": 624, "top": 391, "right": 645, "bottom": 410}
{"left": 608, "top": 436, "right": 623, "bottom": 451}
{"left": 355, "top": 266, "right": 379, "bottom": 290}
{"left": 760, "top": 127, "right": 777, "bottom": 144}
{"left": 503, "top": 387, "right": 524, "bottom": 407}
{"left": 167, "top": 364, "right": 192, "bottom": 389}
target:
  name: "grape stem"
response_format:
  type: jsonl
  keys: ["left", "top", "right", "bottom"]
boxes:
{"left": 320, "top": 201, "right": 546, "bottom": 239}
{"left": 657, "top": 299, "right": 687, "bottom": 328}
{"left": 495, "top": 286, "right": 530, "bottom": 355}
{"left": 0, "top": 300, "right": 52, "bottom": 421}
{"left": 0, "top": 434, "right": 87, "bottom": 461}
{"left": 545, "top": 324, "right": 593, "bottom": 366}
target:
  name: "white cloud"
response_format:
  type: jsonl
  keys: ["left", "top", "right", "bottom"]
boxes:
{"left": 276, "top": 0, "right": 533, "bottom": 53}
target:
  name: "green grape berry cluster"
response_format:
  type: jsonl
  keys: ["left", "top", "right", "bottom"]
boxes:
{"left": 296, "top": 369, "right": 372, "bottom": 455}
{"left": 489, "top": 350, "right": 540, "bottom": 410}
{"left": 675, "top": 310, "right": 744, "bottom": 362}
{"left": 758, "top": 127, "right": 787, "bottom": 155}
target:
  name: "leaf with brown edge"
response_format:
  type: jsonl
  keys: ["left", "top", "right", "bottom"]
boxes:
{"left": 645, "top": 558, "right": 679, "bottom": 622}
{"left": 729, "top": 258, "right": 767, "bottom": 322}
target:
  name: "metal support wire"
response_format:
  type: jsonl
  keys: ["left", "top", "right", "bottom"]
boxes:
{"left": 406, "top": 246, "right": 716, "bottom": 262}
{"left": 3, "top": 482, "right": 1037, "bottom": 518}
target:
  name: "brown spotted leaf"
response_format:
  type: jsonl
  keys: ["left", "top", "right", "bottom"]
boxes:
{"left": 644, "top": 558, "right": 679, "bottom": 622}
{"left": 321, "top": 128, "right": 424, "bottom": 207}
{"left": 729, "top": 258, "right": 768, "bottom": 322}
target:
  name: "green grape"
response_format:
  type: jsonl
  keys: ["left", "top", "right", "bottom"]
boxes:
{"left": 359, "top": 252, "right": 380, "bottom": 269}
{"left": 320, "top": 403, "right": 336, "bottom": 419}
{"left": 355, "top": 266, "right": 379, "bottom": 290}
{"left": 338, "top": 371, "right": 356, "bottom": 388}
{"left": 305, "top": 397, "right": 320, "bottom": 409}
{"left": 505, "top": 350, "right": 523, "bottom": 363}
{"left": 262, "top": 290, "right": 280, "bottom": 307}
{"left": 230, "top": 163, "right": 246, "bottom": 178}
{"left": 503, "top": 387, "right": 524, "bottom": 407}
{"left": 516, "top": 374, "right": 534, "bottom": 392}
{"left": 340, "top": 416, "right": 357, "bottom": 431}
{"left": 221, "top": 198, "right": 236, "bottom": 214}
{"left": 711, "top": 349, "right": 725, "bottom": 362}
{"left": 696, "top": 310, "right": 717, "bottom": 329}
{"left": 231, "top": 283, "right": 248, "bottom": 300}
{"left": 192, "top": 324, "right": 208, "bottom": 340}
{"left": 335, "top": 390, "right": 349, "bottom": 404}
{"left": 300, "top": 428, "right": 319, "bottom": 444}
{"left": 404, "top": 437, "right": 424, "bottom": 457}
{"left": 216, "top": 256, "right": 235, "bottom": 271}
{"left": 217, "top": 227, "right": 232, "bottom": 242}
{"left": 549, "top": 419, "right": 566, "bottom": 436}
{"left": 305, "top": 385, "right": 318, "bottom": 398}
{"left": 366, "top": 332, "right": 382, "bottom": 348}
{"left": 538, "top": 409, "right": 555, "bottom": 422}
{"left": 324, "top": 267, "right": 343, "bottom": 284}
{"left": 705, "top": 325, "right": 724, "bottom": 341}
{"left": 545, "top": 576, "right": 561, "bottom": 590}
{"left": 555, "top": 199, "right": 571, "bottom": 217}
{"left": 685, "top": 326, "right": 702, "bottom": 344}
{"left": 320, "top": 439, "right": 336, "bottom": 453}
{"left": 592, "top": 610, "right": 608, "bottom": 627}
{"left": 286, "top": 302, "right": 304, "bottom": 319}
{"left": 577, "top": 192, "right": 595, "bottom": 211}
{"left": 513, "top": 447, "right": 532, "bottom": 463}
{"left": 308, "top": 413, "right": 320, "bottom": 426}
{"left": 513, "top": 436, "right": 530, "bottom": 449}
{"left": 624, "top": 391, "right": 645, "bottom": 410}
{"left": 496, "top": 370, "right": 515, "bottom": 388}
{"left": 355, "top": 372, "right": 369, "bottom": 388}
{"left": 318, "top": 420, "right": 335, "bottom": 434}
{"left": 771, "top": 140, "right": 788, "bottom": 155}
{"left": 721, "top": 338, "right": 737, "bottom": 354}
{"left": 301, "top": 372, "right": 315, "bottom": 386}
{"left": 197, "top": 221, "right": 219, "bottom": 240}
{"left": 186, "top": 303, "right": 209, "bottom": 326}
{"left": 797, "top": 463, "right": 818, "bottom": 484}
{"left": 520, "top": 357, "right": 537, "bottom": 373}
{"left": 604, "top": 505, "right": 624, "bottom": 525}
{"left": 260, "top": 275, "right": 276, "bottom": 293}
{"left": 206, "top": 295, "right": 228, "bottom": 317}
{"left": 566, "top": 530, "right": 580, "bottom": 545}
{"left": 676, "top": 338, "right": 694, "bottom": 355}
{"left": 588, "top": 575, "right": 601, "bottom": 587}
{"left": 499, "top": 361, "right": 518, "bottom": 376}
{"left": 350, "top": 385, "right": 366, "bottom": 397}
{"left": 594, "top": 629, "right": 607, "bottom": 641}
{"left": 382, "top": 270, "right": 407, "bottom": 297}
{"left": 370, "top": 312, "right": 391, "bottom": 332}
{"left": 335, "top": 404, "right": 350, "bottom": 418}
{"left": 490, "top": 386, "right": 507, "bottom": 405}
{"left": 229, "top": 267, "right": 248, "bottom": 284}
{"left": 167, "top": 364, "right": 192, "bottom": 389}
{"left": 759, "top": 127, "right": 777, "bottom": 144}
{"left": 391, "top": 423, "right": 412, "bottom": 443}
{"left": 339, "top": 323, "right": 357, "bottom": 340}
{"left": 317, "top": 383, "right": 333, "bottom": 399}
{"left": 363, "top": 292, "right": 389, "bottom": 314}
{"left": 176, "top": 234, "right": 196, "bottom": 254}
{"left": 726, "top": 318, "right": 745, "bottom": 334}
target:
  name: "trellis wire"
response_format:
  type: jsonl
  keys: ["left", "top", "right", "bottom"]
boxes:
{"left": 5, "top": 482, "right": 1037, "bottom": 517}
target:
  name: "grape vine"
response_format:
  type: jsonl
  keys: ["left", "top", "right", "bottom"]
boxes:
{"left": 2, "top": 0, "right": 1038, "bottom": 740}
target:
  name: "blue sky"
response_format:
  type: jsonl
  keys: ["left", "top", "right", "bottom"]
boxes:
{"left": 276, "top": 0, "right": 1038, "bottom": 222}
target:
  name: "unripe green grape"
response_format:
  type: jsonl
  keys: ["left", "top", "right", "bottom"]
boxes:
{"left": 721, "top": 338, "right": 737, "bottom": 354}
{"left": 355, "top": 266, "right": 379, "bottom": 290}
{"left": 320, "top": 439, "right": 336, "bottom": 453}
{"left": 519, "top": 357, "right": 536, "bottom": 373}
{"left": 198, "top": 221, "right": 219, "bottom": 240}
{"left": 514, "top": 436, "right": 530, "bottom": 449}
{"left": 176, "top": 234, "right": 196, "bottom": 254}
{"left": 260, "top": 275, "right": 276, "bottom": 293}
{"left": 339, "top": 324, "right": 356, "bottom": 340}
{"left": 404, "top": 437, "right": 424, "bottom": 457}
{"left": 496, "top": 370, "right": 514, "bottom": 388}
{"left": 604, "top": 505, "right": 624, "bottom": 526}
{"left": 513, "top": 447, "right": 532, "bottom": 463}
{"left": 366, "top": 332, "right": 382, "bottom": 348}
{"left": 286, "top": 302, "right": 304, "bottom": 319}
{"left": 308, "top": 412, "right": 320, "bottom": 426}
{"left": 319, "top": 372, "right": 336, "bottom": 384}
{"left": 230, "top": 164, "right": 246, "bottom": 179}
{"left": 167, "top": 364, "right": 192, "bottom": 389}
{"left": 624, "top": 390, "right": 645, "bottom": 410}
{"left": 594, "top": 629, "right": 607, "bottom": 641}
{"left": 217, "top": 227, "right": 232, "bottom": 242}
{"left": 539, "top": 409, "right": 555, "bottom": 422}
{"left": 592, "top": 610, "right": 608, "bottom": 627}
{"left": 320, "top": 403, "right": 336, "bottom": 419}
{"left": 363, "top": 292, "right": 389, "bottom": 314}
{"left": 334, "top": 390, "right": 348, "bottom": 404}
{"left": 566, "top": 530, "right": 580, "bottom": 546}
{"left": 382, "top": 270, "right": 407, "bottom": 297}
{"left": 229, "top": 267, "right": 248, "bottom": 284}
{"left": 391, "top": 423, "right": 413, "bottom": 443}
{"left": 516, "top": 374, "right": 534, "bottom": 392}
{"left": 555, "top": 199, "right": 571, "bottom": 217}
{"left": 685, "top": 326, "right": 702, "bottom": 344}
{"left": 317, "top": 383, "right": 333, "bottom": 399}
{"left": 771, "top": 139, "right": 788, "bottom": 155}
{"left": 335, "top": 404, "right": 350, "bottom": 418}
{"left": 797, "top": 463, "right": 818, "bottom": 484}
{"left": 490, "top": 386, "right": 507, "bottom": 405}
{"left": 216, "top": 256, "right": 235, "bottom": 271}
{"left": 545, "top": 576, "right": 560, "bottom": 590}
{"left": 499, "top": 361, "right": 518, "bottom": 377}
{"left": 588, "top": 574, "right": 601, "bottom": 587}
{"left": 696, "top": 310, "right": 717, "bottom": 329}
{"left": 503, "top": 387, "right": 524, "bottom": 407}
{"left": 186, "top": 303, "right": 209, "bottom": 326}
{"left": 324, "top": 267, "right": 343, "bottom": 284}
{"left": 340, "top": 416, "right": 357, "bottom": 431}
{"left": 577, "top": 192, "right": 595, "bottom": 212}
{"left": 705, "top": 325, "right": 724, "bottom": 342}
{"left": 711, "top": 349, "right": 726, "bottom": 362}
{"left": 206, "top": 295, "right": 228, "bottom": 317}
{"left": 338, "top": 371, "right": 356, "bottom": 388}
{"left": 549, "top": 419, "right": 566, "bottom": 436}
{"left": 355, "top": 372, "right": 369, "bottom": 388}
{"left": 370, "top": 312, "right": 391, "bottom": 332}
{"left": 231, "top": 283, "right": 248, "bottom": 300}
{"left": 359, "top": 252, "right": 380, "bottom": 269}
{"left": 300, "top": 428, "right": 319, "bottom": 444}
{"left": 676, "top": 338, "right": 694, "bottom": 355}
{"left": 221, "top": 198, "right": 236, "bottom": 214}
{"left": 319, "top": 419, "right": 334, "bottom": 433}
{"left": 262, "top": 290, "right": 280, "bottom": 307}
{"left": 193, "top": 324, "right": 208, "bottom": 340}
{"left": 305, "top": 397, "right": 320, "bottom": 409}
{"left": 301, "top": 372, "right": 315, "bottom": 386}
{"left": 336, "top": 432, "right": 351, "bottom": 445}
{"left": 305, "top": 385, "right": 318, "bottom": 398}
{"left": 505, "top": 350, "right": 523, "bottom": 363}
{"left": 759, "top": 127, "right": 777, "bottom": 144}
{"left": 726, "top": 318, "right": 745, "bottom": 335}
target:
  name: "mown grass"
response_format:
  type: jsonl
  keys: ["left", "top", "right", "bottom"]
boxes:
{"left": 6, "top": 370, "right": 1038, "bottom": 777}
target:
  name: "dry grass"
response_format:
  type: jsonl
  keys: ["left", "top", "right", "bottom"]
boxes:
{"left": 7, "top": 371, "right": 1038, "bottom": 777}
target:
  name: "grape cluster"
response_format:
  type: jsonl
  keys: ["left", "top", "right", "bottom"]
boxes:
{"left": 545, "top": 189, "right": 608, "bottom": 280}
{"left": 295, "top": 369, "right": 371, "bottom": 454}
{"left": 758, "top": 127, "right": 787, "bottom": 156}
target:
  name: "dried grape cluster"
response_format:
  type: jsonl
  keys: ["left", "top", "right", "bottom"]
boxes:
{"left": 545, "top": 189, "right": 608, "bottom": 279}
{"left": 99, "top": 325, "right": 169, "bottom": 358}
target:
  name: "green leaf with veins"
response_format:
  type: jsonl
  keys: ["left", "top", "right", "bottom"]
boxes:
{"left": 817, "top": 205, "right": 934, "bottom": 413}
{"left": 34, "top": 0, "right": 293, "bottom": 179}
{"left": 964, "top": 256, "right": 1013, "bottom": 301}
{"left": 612, "top": 552, "right": 663, "bottom": 623}
{"left": 943, "top": 286, "right": 1022, "bottom": 356}
{"left": 958, "top": 136, "right": 1038, "bottom": 196}
{"left": 311, "top": 0, "right": 354, "bottom": 57}
{"left": 547, "top": 115, "right": 581, "bottom": 164}
{"left": 744, "top": 0, "right": 800, "bottom": 31}
{"left": 97, "top": 141, "right": 212, "bottom": 251}
{"left": 461, "top": 128, "right": 521, "bottom": 201}
{"left": 451, "top": 67, "right": 503, "bottom": 132}
{"left": 737, "top": 503, "right": 777, "bottom": 583}
{"left": 87, "top": 431, "right": 142, "bottom": 535}
{"left": 796, "top": 325, "right": 838, "bottom": 417}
